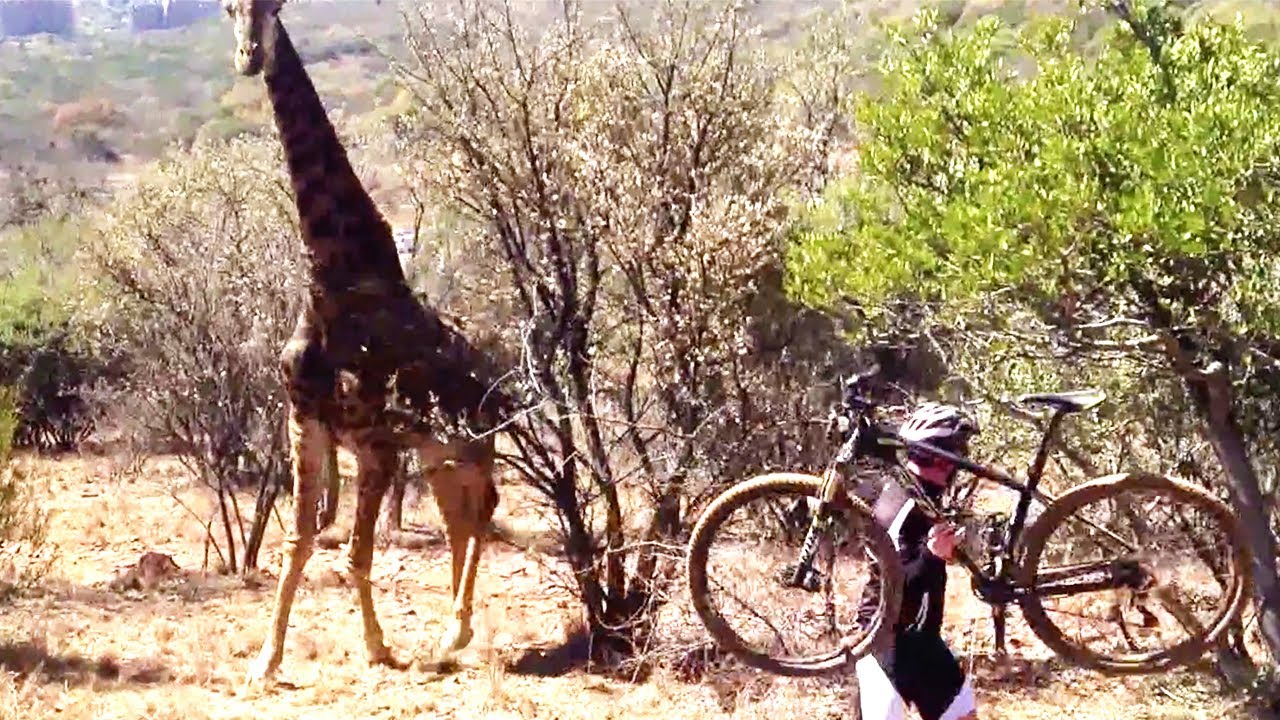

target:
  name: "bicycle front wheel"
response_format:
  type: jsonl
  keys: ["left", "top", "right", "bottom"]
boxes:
{"left": 1018, "top": 471, "right": 1251, "bottom": 673}
{"left": 686, "top": 472, "right": 902, "bottom": 676}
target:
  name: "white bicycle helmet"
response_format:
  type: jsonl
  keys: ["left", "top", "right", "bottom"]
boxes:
{"left": 899, "top": 401, "right": 979, "bottom": 451}
{"left": 900, "top": 402, "right": 978, "bottom": 485}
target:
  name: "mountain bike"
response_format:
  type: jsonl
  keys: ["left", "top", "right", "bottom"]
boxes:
{"left": 685, "top": 366, "right": 1252, "bottom": 677}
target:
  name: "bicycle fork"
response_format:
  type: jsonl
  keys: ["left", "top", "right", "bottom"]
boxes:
{"left": 783, "top": 468, "right": 845, "bottom": 592}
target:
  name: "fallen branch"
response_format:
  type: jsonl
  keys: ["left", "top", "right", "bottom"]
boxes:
{"left": 168, "top": 488, "right": 226, "bottom": 572}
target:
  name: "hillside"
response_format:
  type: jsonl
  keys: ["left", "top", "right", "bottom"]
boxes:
{"left": 0, "top": 0, "right": 408, "bottom": 182}
{"left": 1, "top": 0, "right": 1277, "bottom": 185}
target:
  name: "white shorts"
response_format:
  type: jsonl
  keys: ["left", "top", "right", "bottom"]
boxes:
{"left": 855, "top": 646, "right": 976, "bottom": 720}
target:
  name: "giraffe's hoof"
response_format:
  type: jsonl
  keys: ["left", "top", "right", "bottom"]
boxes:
{"left": 437, "top": 621, "right": 473, "bottom": 654}
{"left": 243, "top": 651, "right": 280, "bottom": 690}
{"left": 367, "top": 644, "right": 405, "bottom": 669}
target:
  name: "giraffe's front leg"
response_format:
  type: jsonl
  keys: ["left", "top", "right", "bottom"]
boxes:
{"left": 246, "top": 411, "right": 328, "bottom": 686}
{"left": 425, "top": 455, "right": 499, "bottom": 655}
{"left": 345, "top": 441, "right": 401, "bottom": 668}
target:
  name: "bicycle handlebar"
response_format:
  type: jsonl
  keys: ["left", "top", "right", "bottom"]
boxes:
{"left": 841, "top": 363, "right": 882, "bottom": 410}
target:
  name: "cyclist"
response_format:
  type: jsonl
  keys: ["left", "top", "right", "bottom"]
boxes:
{"left": 854, "top": 401, "right": 979, "bottom": 720}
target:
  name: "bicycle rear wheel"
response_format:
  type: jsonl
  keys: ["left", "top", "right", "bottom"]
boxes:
{"left": 1018, "top": 471, "right": 1251, "bottom": 673}
{"left": 686, "top": 472, "right": 902, "bottom": 676}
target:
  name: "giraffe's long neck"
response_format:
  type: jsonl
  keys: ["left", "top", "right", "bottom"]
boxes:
{"left": 264, "top": 20, "right": 405, "bottom": 297}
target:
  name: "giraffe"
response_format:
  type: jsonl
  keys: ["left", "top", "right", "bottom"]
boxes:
{"left": 221, "top": 0, "right": 512, "bottom": 684}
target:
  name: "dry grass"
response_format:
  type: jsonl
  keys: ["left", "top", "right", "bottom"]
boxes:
{"left": 0, "top": 452, "right": 1262, "bottom": 720}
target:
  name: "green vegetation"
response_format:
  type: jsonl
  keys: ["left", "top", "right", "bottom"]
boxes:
{"left": 0, "top": 388, "right": 15, "bottom": 467}
{"left": 0, "top": 171, "right": 103, "bottom": 453}
{"left": 790, "top": 9, "right": 1280, "bottom": 315}
{"left": 789, "top": 0, "right": 1280, "bottom": 665}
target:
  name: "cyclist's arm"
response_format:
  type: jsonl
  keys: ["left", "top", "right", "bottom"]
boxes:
{"left": 898, "top": 511, "right": 946, "bottom": 577}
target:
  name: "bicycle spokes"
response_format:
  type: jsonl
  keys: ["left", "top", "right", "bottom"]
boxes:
{"left": 1026, "top": 485, "right": 1241, "bottom": 664}
{"left": 694, "top": 486, "right": 883, "bottom": 666}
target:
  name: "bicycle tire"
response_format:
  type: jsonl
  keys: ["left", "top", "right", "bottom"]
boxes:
{"left": 686, "top": 472, "right": 903, "bottom": 676}
{"left": 1017, "top": 471, "right": 1252, "bottom": 674}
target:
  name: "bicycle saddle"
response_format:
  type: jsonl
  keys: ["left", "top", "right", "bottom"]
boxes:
{"left": 1016, "top": 388, "right": 1106, "bottom": 414}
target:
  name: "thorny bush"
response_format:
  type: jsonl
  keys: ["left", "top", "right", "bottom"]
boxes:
{"left": 0, "top": 385, "right": 53, "bottom": 595}
{"left": 82, "top": 138, "right": 305, "bottom": 574}
{"left": 394, "top": 0, "right": 858, "bottom": 659}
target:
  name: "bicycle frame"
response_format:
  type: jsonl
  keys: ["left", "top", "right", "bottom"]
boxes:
{"left": 690, "top": 371, "right": 1250, "bottom": 676}
{"left": 873, "top": 410, "right": 1068, "bottom": 589}
{"left": 792, "top": 391, "right": 1136, "bottom": 606}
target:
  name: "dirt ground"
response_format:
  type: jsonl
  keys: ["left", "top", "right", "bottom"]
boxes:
{"left": 0, "top": 452, "right": 1261, "bottom": 720}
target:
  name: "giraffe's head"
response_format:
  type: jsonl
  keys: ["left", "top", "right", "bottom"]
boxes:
{"left": 223, "top": 0, "right": 285, "bottom": 77}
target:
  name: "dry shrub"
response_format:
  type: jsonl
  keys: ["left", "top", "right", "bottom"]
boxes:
{"left": 216, "top": 80, "right": 271, "bottom": 125}
{"left": 80, "top": 136, "right": 305, "bottom": 575}
{"left": 395, "top": 0, "right": 857, "bottom": 660}
{"left": 0, "top": 386, "right": 54, "bottom": 595}
{"left": 51, "top": 98, "right": 125, "bottom": 136}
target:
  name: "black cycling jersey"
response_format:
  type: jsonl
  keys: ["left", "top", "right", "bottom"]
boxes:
{"left": 853, "top": 477, "right": 971, "bottom": 720}
{"left": 856, "top": 478, "right": 948, "bottom": 635}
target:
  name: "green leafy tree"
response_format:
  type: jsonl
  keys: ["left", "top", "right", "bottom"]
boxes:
{"left": 788, "top": 1, "right": 1280, "bottom": 661}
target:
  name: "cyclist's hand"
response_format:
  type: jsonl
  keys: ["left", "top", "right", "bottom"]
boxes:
{"left": 825, "top": 407, "right": 850, "bottom": 440}
{"left": 927, "top": 523, "right": 964, "bottom": 562}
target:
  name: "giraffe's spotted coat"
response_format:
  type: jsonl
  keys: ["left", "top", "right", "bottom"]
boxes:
{"left": 222, "top": 0, "right": 516, "bottom": 686}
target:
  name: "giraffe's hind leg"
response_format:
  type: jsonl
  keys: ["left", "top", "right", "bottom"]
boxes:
{"left": 344, "top": 439, "right": 401, "bottom": 667}
{"left": 246, "top": 410, "right": 328, "bottom": 685}
{"left": 423, "top": 445, "right": 499, "bottom": 655}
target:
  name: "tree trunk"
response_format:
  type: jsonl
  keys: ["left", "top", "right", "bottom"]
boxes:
{"left": 384, "top": 460, "right": 406, "bottom": 533}
{"left": 548, "top": 430, "right": 612, "bottom": 633}
{"left": 1177, "top": 362, "right": 1280, "bottom": 663}
{"left": 315, "top": 441, "right": 340, "bottom": 531}
{"left": 243, "top": 467, "right": 282, "bottom": 571}
{"left": 566, "top": 345, "right": 628, "bottom": 610}
{"left": 216, "top": 481, "right": 238, "bottom": 575}
{"left": 634, "top": 476, "right": 683, "bottom": 591}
